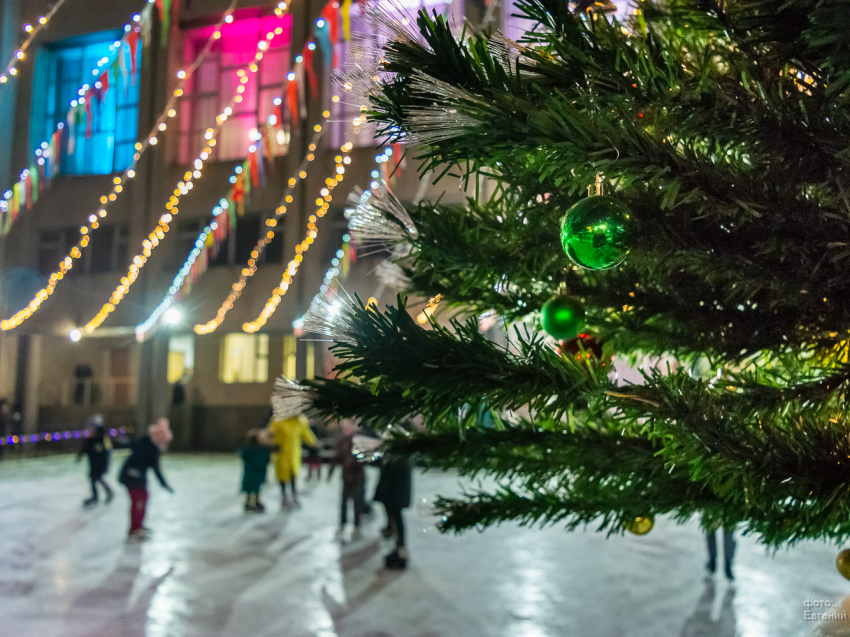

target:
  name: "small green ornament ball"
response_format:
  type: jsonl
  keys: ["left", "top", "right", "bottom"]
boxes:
{"left": 560, "top": 196, "right": 636, "bottom": 270}
{"left": 541, "top": 295, "right": 585, "bottom": 340}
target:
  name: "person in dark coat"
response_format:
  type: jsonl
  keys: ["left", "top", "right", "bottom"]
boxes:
{"left": 373, "top": 454, "right": 412, "bottom": 569}
{"left": 77, "top": 414, "right": 113, "bottom": 507}
{"left": 118, "top": 419, "right": 173, "bottom": 540}
{"left": 328, "top": 420, "right": 365, "bottom": 540}
{"left": 239, "top": 428, "right": 272, "bottom": 512}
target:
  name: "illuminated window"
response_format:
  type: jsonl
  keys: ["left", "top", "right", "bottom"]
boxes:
{"left": 283, "top": 334, "right": 296, "bottom": 379}
{"left": 331, "top": 0, "right": 461, "bottom": 148}
{"left": 220, "top": 333, "right": 269, "bottom": 383}
{"left": 168, "top": 335, "right": 195, "bottom": 383}
{"left": 306, "top": 342, "right": 315, "bottom": 379}
{"left": 34, "top": 32, "right": 141, "bottom": 175}
{"left": 179, "top": 13, "right": 292, "bottom": 162}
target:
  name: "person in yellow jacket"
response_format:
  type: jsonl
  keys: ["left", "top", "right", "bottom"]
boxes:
{"left": 268, "top": 413, "right": 318, "bottom": 507}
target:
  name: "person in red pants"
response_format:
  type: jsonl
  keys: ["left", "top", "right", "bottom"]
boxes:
{"left": 118, "top": 419, "right": 174, "bottom": 540}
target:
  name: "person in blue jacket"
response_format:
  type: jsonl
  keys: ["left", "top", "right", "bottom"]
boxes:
{"left": 118, "top": 419, "right": 173, "bottom": 540}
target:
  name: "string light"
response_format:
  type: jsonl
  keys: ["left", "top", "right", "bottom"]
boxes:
{"left": 0, "top": 0, "right": 69, "bottom": 86}
{"left": 135, "top": 187, "right": 241, "bottom": 340}
{"left": 193, "top": 131, "right": 344, "bottom": 335}
{"left": 82, "top": 22, "right": 281, "bottom": 335}
{"left": 0, "top": 1, "right": 246, "bottom": 332}
{"left": 242, "top": 144, "right": 353, "bottom": 332}
{"left": 2, "top": 4, "right": 154, "bottom": 238}
{"left": 0, "top": 427, "right": 126, "bottom": 447}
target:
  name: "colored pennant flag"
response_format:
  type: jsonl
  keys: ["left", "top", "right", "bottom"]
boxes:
{"left": 127, "top": 28, "right": 140, "bottom": 80}
{"left": 341, "top": 0, "right": 353, "bottom": 42}
{"left": 302, "top": 48, "right": 318, "bottom": 99}
{"left": 314, "top": 22, "right": 333, "bottom": 73}
{"left": 155, "top": 0, "right": 172, "bottom": 46}
{"left": 99, "top": 69, "right": 110, "bottom": 99}
{"left": 286, "top": 80, "right": 299, "bottom": 129}
{"left": 322, "top": 2, "right": 340, "bottom": 65}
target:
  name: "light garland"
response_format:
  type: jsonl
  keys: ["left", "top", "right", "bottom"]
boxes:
{"left": 134, "top": 174, "right": 243, "bottom": 340}
{"left": 1, "top": 4, "right": 154, "bottom": 232}
{"left": 1, "top": 427, "right": 126, "bottom": 447}
{"left": 0, "top": 0, "right": 248, "bottom": 332}
{"left": 0, "top": 0, "right": 71, "bottom": 86}
{"left": 133, "top": 210, "right": 224, "bottom": 340}
{"left": 242, "top": 144, "right": 352, "bottom": 332}
{"left": 193, "top": 129, "right": 349, "bottom": 335}
{"left": 81, "top": 20, "right": 287, "bottom": 335}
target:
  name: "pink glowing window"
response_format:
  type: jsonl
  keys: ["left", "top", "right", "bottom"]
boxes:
{"left": 179, "top": 12, "right": 292, "bottom": 163}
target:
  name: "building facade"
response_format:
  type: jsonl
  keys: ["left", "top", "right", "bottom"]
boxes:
{"left": 0, "top": 0, "right": 607, "bottom": 449}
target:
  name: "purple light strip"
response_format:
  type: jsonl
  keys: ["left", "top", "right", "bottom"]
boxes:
{"left": 1, "top": 427, "right": 126, "bottom": 446}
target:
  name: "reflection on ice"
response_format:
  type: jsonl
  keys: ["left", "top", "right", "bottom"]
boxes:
{"left": 0, "top": 453, "right": 848, "bottom": 637}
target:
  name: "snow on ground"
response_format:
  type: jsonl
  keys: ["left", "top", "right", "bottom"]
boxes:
{"left": 0, "top": 452, "right": 848, "bottom": 637}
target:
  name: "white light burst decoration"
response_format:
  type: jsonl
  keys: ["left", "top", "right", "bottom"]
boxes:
{"left": 271, "top": 376, "right": 317, "bottom": 421}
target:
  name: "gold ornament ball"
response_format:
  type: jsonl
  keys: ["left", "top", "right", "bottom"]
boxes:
{"left": 627, "top": 516, "right": 654, "bottom": 536}
{"left": 836, "top": 549, "right": 850, "bottom": 580}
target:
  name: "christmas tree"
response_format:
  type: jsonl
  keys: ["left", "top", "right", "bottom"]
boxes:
{"left": 278, "top": 0, "right": 850, "bottom": 549}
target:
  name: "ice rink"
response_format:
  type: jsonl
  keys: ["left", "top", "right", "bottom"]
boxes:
{"left": 1, "top": 452, "right": 849, "bottom": 637}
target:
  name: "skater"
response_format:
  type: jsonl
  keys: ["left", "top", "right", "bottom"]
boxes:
{"left": 239, "top": 428, "right": 272, "bottom": 513}
{"left": 328, "top": 420, "right": 365, "bottom": 540}
{"left": 306, "top": 444, "right": 322, "bottom": 481}
{"left": 374, "top": 453, "right": 412, "bottom": 569}
{"left": 705, "top": 523, "right": 736, "bottom": 580}
{"left": 77, "top": 414, "right": 113, "bottom": 507}
{"left": 268, "top": 410, "right": 317, "bottom": 508}
{"left": 118, "top": 418, "right": 174, "bottom": 540}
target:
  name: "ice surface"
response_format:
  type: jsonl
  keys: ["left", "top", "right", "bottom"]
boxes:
{"left": 0, "top": 452, "right": 848, "bottom": 637}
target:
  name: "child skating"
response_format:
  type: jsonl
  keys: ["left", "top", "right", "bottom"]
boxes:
{"left": 77, "top": 414, "right": 113, "bottom": 507}
{"left": 118, "top": 418, "right": 174, "bottom": 540}
{"left": 239, "top": 428, "right": 272, "bottom": 512}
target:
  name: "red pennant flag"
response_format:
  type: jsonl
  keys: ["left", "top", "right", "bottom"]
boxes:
{"left": 127, "top": 29, "right": 140, "bottom": 79}
{"left": 249, "top": 152, "right": 259, "bottom": 188}
{"left": 99, "top": 69, "right": 110, "bottom": 98}
{"left": 84, "top": 88, "right": 95, "bottom": 138}
{"left": 286, "top": 80, "right": 299, "bottom": 129}
{"left": 303, "top": 48, "right": 318, "bottom": 98}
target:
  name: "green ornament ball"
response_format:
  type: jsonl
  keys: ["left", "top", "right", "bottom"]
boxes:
{"left": 560, "top": 196, "right": 636, "bottom": 270}
{"left": 541, "top": 295, "right": 585, "bottom": 340}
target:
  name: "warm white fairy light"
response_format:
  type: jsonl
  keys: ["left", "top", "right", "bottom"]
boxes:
{"left": 0, "top": 0, "right": 246, "bottom": 332}
{"left": 135, "top": 197, "right": 235, "bottom": 340}
{"left": 0, "top": 0, "right": 69, "bottom": 86}
{"left": 193, "top": 128, "right": 343, "bottom": 335}
{"left": 82, "top": 24, "right": 279, "bottom": 335}
{"left": 242, "top": 145, "right": 352, "bottom": 333}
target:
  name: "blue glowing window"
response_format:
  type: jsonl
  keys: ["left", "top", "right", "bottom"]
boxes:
{"left": 35, "top": 31, "right": 141, "bottom": 175}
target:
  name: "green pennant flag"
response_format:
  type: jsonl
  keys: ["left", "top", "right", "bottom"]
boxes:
{"left": 29, "top": 165, "right": 38, "bottom": 205}
{"left": 227, "top": 197, "right": 237, "bottom": 230}
{"left": 242, "top": 160, "right": 252, "bottom": 201}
